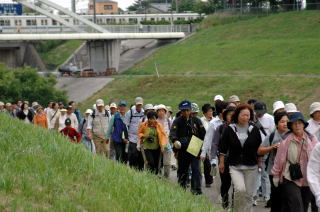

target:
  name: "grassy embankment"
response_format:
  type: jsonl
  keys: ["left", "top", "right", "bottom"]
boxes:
{"left": 79, "top": 11, "right": 320, "bottom": 114}
{"left": 38, "top": 40, "right": 83, "bottom": 71}
{"left": 0, "top": 114, "right": 216, "bottom": 211}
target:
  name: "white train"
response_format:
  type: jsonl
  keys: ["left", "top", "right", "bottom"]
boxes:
{"left": 0, "top": 13, "right": 202, "bottom": 27}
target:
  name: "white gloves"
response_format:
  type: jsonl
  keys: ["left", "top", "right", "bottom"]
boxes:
{"left": 174, "top": 141, "right": 181, "bottom": 149}
{"left": 273, "top": 177, "right": 279, "bottom": 188}
{"left": 136, "top": 142, "right": 141, "bottom": 151}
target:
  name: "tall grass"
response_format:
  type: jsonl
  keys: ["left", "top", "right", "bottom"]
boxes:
{"left": 0, "top": 114, "right": 216, "bottom": 211}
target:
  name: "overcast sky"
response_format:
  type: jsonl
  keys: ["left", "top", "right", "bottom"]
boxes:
{"left": 0, "top": 0, "right": 136, "bottom": 11}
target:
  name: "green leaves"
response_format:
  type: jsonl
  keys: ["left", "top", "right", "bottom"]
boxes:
{"left": 0, "top": 64, "right": 67, "bottom": 105}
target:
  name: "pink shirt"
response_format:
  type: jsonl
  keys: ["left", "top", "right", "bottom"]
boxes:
{"left": 272, "top": 132, "right": 318, "bottom": 187}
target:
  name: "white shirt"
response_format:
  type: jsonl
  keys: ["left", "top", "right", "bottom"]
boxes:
{"left": 257, "top": 113, "right": 275, "bottom": 141}
{"left": 201, "top": 116, "right": 223, "bottom": 158}
{"left": 58, "top": 114, "right": 67, "bottom": 131}
{"left": 306, "top": 119, "right": 320, "bottom": 141}
{"left": 200, "top": 116, "right": 212, "bottom": 131}
{"left": 307, "top": 142, "right": 320, "bottom": 207}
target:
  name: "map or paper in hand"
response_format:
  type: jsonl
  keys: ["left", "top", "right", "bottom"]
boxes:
{"left": 187, "top": 135, "right": 203, "bottom": 157}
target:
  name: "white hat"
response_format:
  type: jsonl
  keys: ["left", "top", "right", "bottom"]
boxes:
{"left": 0, "top": 101, "right": 4, "bottom": 106}
{"left": 60, "top": 108, "right": 67, "bottom": 112}
{"left": 310, "top": 102, "right": 320, "bottom": 115}
{"left": 105, "top": 105, "right": 110, "bottom": 111}
{"left": 155, "top": 104, "right": 167, "bottom": 112}
{"left": 96, "top": 99, "right": 104, "bottom": 107}
{"left": 93, "top": 104, "right": 97, "bottom": 110}
{"left": 110, "top": 103, "right": 117, "bottom": 108}
{"left": 32, "top": 101, "right": 39, "bottom": 108}
{"left": 6, "top": 102, "right": 11, "bottom": 107}
{"left": 214, "top": 95, "right": 224, "bottom": 101}
{"left": 135, "top": 97, "right": 144, "bottom": 105}
{"left": 85, "top": 109, "right": 93, "bottom": 115}
{"left": 285, "top": 103, "right": 298, "bottom": 113}
{"left": 144, "top": 104, "right": 154, "bottom": 111}
{"left": 166, "top": 106, "right": 173, "bottom": 113}
{"left": 273, "top": 101, "right": 285, "bottom": 113}
{"left": 229, "top": 95, "right": 240, "bottom": 103}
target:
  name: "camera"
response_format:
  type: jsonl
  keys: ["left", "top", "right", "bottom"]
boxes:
{"left": 146, "top": 136, "right": 154, "bottom": 143}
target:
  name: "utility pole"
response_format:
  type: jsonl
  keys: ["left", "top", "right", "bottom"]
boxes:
{"left": 93, "top": 0, "right": 96, "bottom": 24}
{"left": 176, "top": 0, "right": 178, "bottom": 13}
{"left": 71, "top": 0, "right": 76, "bottom": 13}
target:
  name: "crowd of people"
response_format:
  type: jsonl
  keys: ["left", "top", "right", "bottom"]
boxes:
{"left": 1, "top": 95, "right": 320, "bottom": 212}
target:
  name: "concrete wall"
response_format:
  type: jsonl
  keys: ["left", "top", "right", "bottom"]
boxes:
{"left": 0, "top": 42, "right": 46, "bottom": 71}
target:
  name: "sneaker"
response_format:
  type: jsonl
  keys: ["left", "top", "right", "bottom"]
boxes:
{"left": 265, "top": 199, "right": 271, "bottom": 208}
{"left": 253, "top": 199, "right": 258, "bottom": 206}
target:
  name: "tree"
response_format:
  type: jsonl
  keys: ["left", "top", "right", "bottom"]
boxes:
{"left": 0, "top": 64, "right": 68, "bottom": 105}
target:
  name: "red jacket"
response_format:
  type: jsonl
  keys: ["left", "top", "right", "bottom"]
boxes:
{"left": 60, "top": 127, "right": 81, "bottom": 143}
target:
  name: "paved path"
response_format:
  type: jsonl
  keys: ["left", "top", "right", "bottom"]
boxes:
{"left": 55, "top": 77, "right": 113, "bottom": 102}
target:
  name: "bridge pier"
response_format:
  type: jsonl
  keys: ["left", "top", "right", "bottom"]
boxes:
{"left": 87, "top": 39, "right": 121, "bottom": 74}
{"left": 0, "top": 42, "right": 45, "bottom": 71}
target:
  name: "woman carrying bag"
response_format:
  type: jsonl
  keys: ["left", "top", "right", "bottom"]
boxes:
{"left": 272, "top": 112, "right": 318, "bottom": 212}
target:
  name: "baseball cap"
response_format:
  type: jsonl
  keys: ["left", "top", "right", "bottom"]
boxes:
{"left": 214, "top": 95, "right": 224, "bottom": 101}
{"left": 254, "top": 101, "right": 267, "bottom": 115}
{"left": 96, "top": 99, "right": 104, "bottom": 107}
{"left": 110, "top": 103, "right": 117, "bottom": 109}
{"left": 65, "top": 118, "right": 72, "bottom": 126}
{"left": 118, "top": 100, "right": 127, "bottom": 106}
{"left": 60, "top": 108, "right": 67, "bottom": 112}
{"left": 135, "top": 97, "right": 144, "bottom": 105}
{"left": 179, "top": 100, "right": 192, "bottom": 110}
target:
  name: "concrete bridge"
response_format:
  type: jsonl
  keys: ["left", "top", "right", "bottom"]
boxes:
{"left": 0, "top": 0, "right": 186, "bottom": 73}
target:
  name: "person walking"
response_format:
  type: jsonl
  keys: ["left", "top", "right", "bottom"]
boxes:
{"left": 17, "top": 102, "right": 34, "bottom": 124}
{"left": 66, "top": 105, "right": 79, "bottom": 130}
{"left": 33, "top": 106, "right": 48, "bottom": 129}
{"left": 87, "top": 99, "right": 111, "bottom": 157}
{"left": 306, "top": 102, "right": 320, "bottom": 212}
{"left": 54, "top": 108, "right": 68, "bottom": 131}
{"left": 138, "top": 111, "right": 166, "bottom": 174}
{"left": 307, "top": 142, "right": 320, "bottom": 208}
{"left": 169, "top": 100, "right": 206, "bottom": 195}
{"left": 47, "top": 102, "right": 60, "bottom": 130}
{"left": 60, "top": 118, "right": 81, "bottom": 143}
{"left": 124, "top": 97, "right": 145, "bottom": 170}
{"left": 79, "top": 109, "right": 94, "bottom": 151}
{"left": 69, "top": 101, "right": 82, "bottom": 126}
{"left": 156, "top": 104, "right": 173, "bottom": 178}
{"left": 272, "top": 112, "right": 318, "bottom": 212}
{"left": 257, "top": 112, "right": 290, "bottom": 212}
{"left": 106, "top": 101, "right": 129, "bottom": 163}
{"left": 253, "top": 101, "right": 275, "bottom": 206}
{"left": 219, "top": 104, "right": 262, "bottom": 212}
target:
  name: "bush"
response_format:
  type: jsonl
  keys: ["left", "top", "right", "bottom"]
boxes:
{"left": 0, "top": 64, "right": 68, "bottom": 105}
{"left": 35, "top": 40, "right": 66, "bottom": 53}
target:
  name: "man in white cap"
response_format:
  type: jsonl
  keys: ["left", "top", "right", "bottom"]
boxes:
{"left": 124, "top": 97, "right": 145, "bottom": 170}
{"left": 109, "top": 102, "right": 117, "bottom": 116}
{"left": 214, "top": 95, "right": 224, "bottom": 104}
{"left": 87, "top": 99, "right": 111, "bottom": 157}
{"left": 272, "top": 101, "right": 285, "bottom": 115}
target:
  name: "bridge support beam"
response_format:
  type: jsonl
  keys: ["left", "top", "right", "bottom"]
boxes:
{"left": 0, "top": 42, "right": 45, "bottom": 71}
{"left": 87, "top": 39, "right": 120, "bottom": 74}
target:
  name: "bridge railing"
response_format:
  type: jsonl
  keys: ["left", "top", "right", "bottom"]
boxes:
{"left": 0, "top": 24, "right": 198, "bottom": 34}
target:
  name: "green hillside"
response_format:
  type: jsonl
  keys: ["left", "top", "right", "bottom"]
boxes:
{"left": 0, "top": 114, "right": 215, "bottom": 211}
{"left": 79, "top": 11, "right": 320, "bottom": 114}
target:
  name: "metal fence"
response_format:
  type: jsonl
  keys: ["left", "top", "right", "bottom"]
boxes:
{"left": 0, "top": 24, "right": 198, "bottom": 34}
{"left": 213, "top": 3, "right": 320, "bottom": 16}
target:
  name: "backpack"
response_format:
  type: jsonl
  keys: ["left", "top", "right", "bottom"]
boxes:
{"left": 91, "top": 109, "right": 110, "bottom": 119}
{"left": 128, "top": 108, "right": 144, "bottom": 128}
{"left": 112, "top": 113, "right": 128, "bottom": 143}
